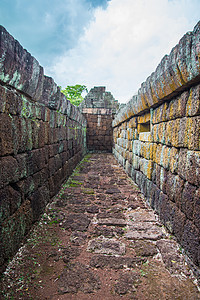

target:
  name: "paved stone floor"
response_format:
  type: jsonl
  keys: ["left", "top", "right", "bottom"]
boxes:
{"left": 1, "top": 153, "right": 200, "bottom": 299}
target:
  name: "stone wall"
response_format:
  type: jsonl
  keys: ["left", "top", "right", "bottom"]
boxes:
{"left": 80, "top": 87, "right": 119, "bottom": 152}
{"left": 113, "top": 21, "right": 200, "bottom": 270}
{"left": 0, "top": 25, "right": 87, "bottom": 271}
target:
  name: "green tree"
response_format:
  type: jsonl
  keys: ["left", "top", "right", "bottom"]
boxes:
{"left": 61, "top": 84, "right": 88, "bottom": 106}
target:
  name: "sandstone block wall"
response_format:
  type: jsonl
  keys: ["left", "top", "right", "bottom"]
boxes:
{"left": 0, "top": 26, "right": 87, "bottom": 270}
{"left": 80, "top": 87, "right": 119, "bottom": 152}
{"left": 113, "top": 21, "right": 200, "bottom": 270}
{"left": 83, "top": 109, "right": 114, "bottom": 152}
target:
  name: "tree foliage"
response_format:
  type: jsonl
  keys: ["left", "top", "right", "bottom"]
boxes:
{"left": 61, "top": 84, "right": 88, "bottom": 106}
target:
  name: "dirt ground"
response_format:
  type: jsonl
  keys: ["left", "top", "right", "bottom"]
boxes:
{"left": 0, "top": 153, "right": 199, "bottom": 299}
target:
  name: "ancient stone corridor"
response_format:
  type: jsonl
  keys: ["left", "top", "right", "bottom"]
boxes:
{"left": 1, "top": 153, "right": 199, "bottom": 299}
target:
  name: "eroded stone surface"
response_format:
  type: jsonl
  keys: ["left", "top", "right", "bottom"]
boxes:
{"left": 1, "top": 153, "right": 199, "bottom": 300}
{"left": 114, "top": 272, "right": 141, "bottom": 295}
{"left": 130, "top": 240, "right": 158, "bottom": 257}
{"left": 87, "top": 237, "right": 126, "bottom": 255}
{"left": 90, "top": 255, "right": 146, "bottom": 269}
{"left": 126, "top": 222, "right": 164, "bottom": 240}
{"left": 62, "top": 214, "right": 91, "bottom": 231}
{"left": 58, "top": 262, "right": 101, "bottom": 294}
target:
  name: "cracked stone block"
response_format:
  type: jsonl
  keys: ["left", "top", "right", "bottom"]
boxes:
{"left": 126, "top": 222, "right": 164, "bottom": 240}
{"left": 58, "top": 262, "right": 101, "bottom": 294}
{"left": 90, "top": 255, "right": 146, "bottom": 269}
{"left": 97, "top": 218, "right": 127, "bottom": 227}
{"left": 130, "top": 240, "right": 158, "bottom": 257}
{"left": 87, "top": 237, "right": 125, "bottom": 255}
{"left": 92, "top": 225, "right": 124, "bottom": 238}
{"left": 62, "top": 214, "right": 91, "bottom": 231}
{"left": 127, "top": 209, "right": 157, "bottom": 222}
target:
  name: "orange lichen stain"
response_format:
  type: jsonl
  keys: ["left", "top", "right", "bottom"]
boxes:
{"left": 167, "top": 67, "right": 183, "bottom": 91}
{"left": 152, "top": 124, "right": 158, "bottom": 143}
{"left": 169, "top": 101, "right": 176, "bottom": 120}
{"left": 146, "top": 160, "right": 153, "bottom": 179}
{"left": 138, "top": 112, "right": 150, "bottom": 124}
{"left": 165, "top": 120, "right": 173, "bottom": 146}
{"left": 157, "top": 122, "right": 166, "bottom": 144}
{"left": 152, "top": 143, "right": 157, "bottom": 162}
{"left": 140, "top": 93, "right": 149, "bottom": 110}
{"left": 162, "top": 146, "right": 171, "bottom": 169}
{"left": 155, "top": 144, "right": 162, "bottom": 165}
{"left": 178, "top": 62, "right": 189, "bottom": 84}
{"left": 127, "top": 107, "right": 133, "bottom": 119}
{"left": 186, "top": 117, "right": 198, "bottom": 150}
{"left": 169, "top": 147, "right": 179, "bottom": 173}
{"left": 186, "top": 89, "right": 193, "bottom": 116}
{"left": 171, "top": 119, "right": 180, "bottom": 147}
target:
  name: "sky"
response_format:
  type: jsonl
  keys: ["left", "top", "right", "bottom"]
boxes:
{"left": 0, "top": 0, "right": 200, "bottom": 103}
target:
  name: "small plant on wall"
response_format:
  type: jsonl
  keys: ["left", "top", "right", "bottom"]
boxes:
{"left": 61, "top": 84, "right": 88, "bottom": 106}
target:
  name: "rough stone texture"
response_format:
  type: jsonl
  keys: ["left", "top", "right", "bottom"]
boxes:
{"left": 113, "top": 21, "right": 200, "bottom": 270}
{"left": 0, "top": 154, "right": 199, "bottom": 299}
{"left": 87, "top": 237, "right": 126, "bottom": 255}
{"left": 0, "top": 26, "right": 87, "bottom": 270}
{"left": 58, "top": 262, "right": 101, "bottom": 294}
{"left": 80, "top": 87, "right": 119, "bottom": 152}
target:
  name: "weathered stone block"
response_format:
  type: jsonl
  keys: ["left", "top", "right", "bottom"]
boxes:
{"left": 160, "top": 195, "right": 175, "bottom": 233}
{"left": 194, "top": 188, "right": 200, "bottom": 232}
{"left": 139, "top": 132, "right": 152, "bottom": 142}
{"left": 128, "top": 117, "right": 137, "bottom": 128}
{"left": 169, "top": 147, "right": 179, "bottom": 173}
{"left": 0, "top": 156, "right": 19, "bottom": 188}
{"left": 29, "top": 184, "right": 50, "bottom": 221}
{"left": 178, "top": 149, "right": 200, "bottom": 186}
{"left": 186, "top": 84, "right": 200, "bottom": 116}
{"left": 187, "top": 116, "right": 200, "bottom": 150}
{"left": 0, "top": 187, "right": 11, "bottom": 222}
{"left": 138, "top": 112, "right": 150, "bottom": 124}
{"left": 0, "top": 113, "right": 14, "bottom": 155}
{"left": 0, "top": 200, "right": 33, "bottom": 265}
{"left": 165, "top": 172, "right": 185, "bottom": 207}
{"left": 159, "top": 167, "right": 168, "bottom": 193}
{"left": 0, "top": 26, "right": 44, "bottom": 99}
{"left": 182, "top": 220, "right": 200, "bottom": 266}
{"left": 140, "top": 158, "right": 153, "bottom": 180}
{"left": 181, "top": 182, "right": 197, "bottom": 220}
{"left": 173, "top": 207, "right": 186, "bottom": 243}
{"left": 132, "top": 140, "right": 141, "bottom": 156}
{"left": 155, "top": 145, "right": 171, "bottom": 169}
{"left": 167, "top": 91, "right": 188, "bottom": 120}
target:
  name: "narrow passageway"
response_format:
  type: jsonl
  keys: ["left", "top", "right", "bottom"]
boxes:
{"left": 1, "top": 154, "right": 199, "bottom": 299}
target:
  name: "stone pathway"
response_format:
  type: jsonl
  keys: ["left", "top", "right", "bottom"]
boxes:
{"left": 1, "top": 153, "right": 199, "bottom": 299}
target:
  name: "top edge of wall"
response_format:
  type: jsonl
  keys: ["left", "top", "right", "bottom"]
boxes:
{"left": 113, "top": 20, "right": 200, "bottom": 127}
{"left": 0, "top": 25, "right": 86, "bottom": 126}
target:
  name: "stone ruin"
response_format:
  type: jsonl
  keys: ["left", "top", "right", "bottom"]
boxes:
{"left": 0, "top": 21, "right": 200, "bottom": 276}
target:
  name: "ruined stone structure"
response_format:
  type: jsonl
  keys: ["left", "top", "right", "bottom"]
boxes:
{"left": 0, "top": 25, "right": 87, "bottom": 270}
{"left": 0, "top": 21, "right": 200, "bottom": 275}
{"left": 113, "top": 21, "right": 200, "bottom": 270}
{"left": 80, "top": 87, "right": 119, "bottom": 152}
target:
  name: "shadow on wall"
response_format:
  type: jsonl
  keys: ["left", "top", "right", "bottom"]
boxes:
{"left": 0, "top": 25, "right": 87, "bottom": 273}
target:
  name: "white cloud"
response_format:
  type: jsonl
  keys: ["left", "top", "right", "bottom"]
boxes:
{"left": 46, "top": 0, "right": 200, "bottom": 103}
